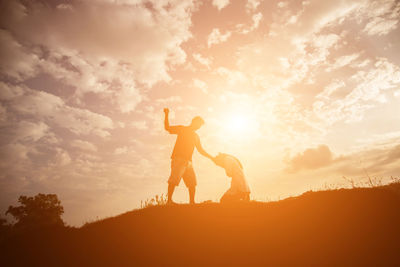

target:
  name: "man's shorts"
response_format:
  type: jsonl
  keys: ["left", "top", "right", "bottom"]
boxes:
{"left": 168, "top": 157, "right": 197, "bottom": 188}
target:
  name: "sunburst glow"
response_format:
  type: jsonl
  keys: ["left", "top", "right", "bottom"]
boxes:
{"left": 221, "top": 110, "right": 260, "bottom": 138}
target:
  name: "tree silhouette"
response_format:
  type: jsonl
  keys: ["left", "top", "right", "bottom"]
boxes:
{"left": 6, "top": 193, "right": 64, "bottom": 228}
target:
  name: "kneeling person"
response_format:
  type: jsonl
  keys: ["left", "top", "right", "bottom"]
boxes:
{"left": 213, "top": 153, "right": 250, "bottom": 203}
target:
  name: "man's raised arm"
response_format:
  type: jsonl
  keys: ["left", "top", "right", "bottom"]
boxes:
{"left": 164, "top": 108, "right": 171, "bottom": 132}
{"left": 195, "top": 135, "right": 213, "bottom": 160}
{"left": 164, "top": 108, "right": 181, "bottom": 134}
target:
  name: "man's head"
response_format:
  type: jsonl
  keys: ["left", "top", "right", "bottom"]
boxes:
{"left": 190, "top": 116, "right": 205, "bottom": 130}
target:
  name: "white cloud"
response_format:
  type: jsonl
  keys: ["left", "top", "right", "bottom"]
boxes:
{"left": 71, "top": 140, "right": 98, "bottom": 152}
{"left": 114, "top": 146, "right": 129, "bottom": 155}
{"left": 13, "top": 121, "right": 50, "bottom": 143}
{"left": 9, "top": 86, "right": 114, "bottom": 137}
{"left": 156, "top": 96, "right": 183, "bottom": 104}
{"left": 314, "top": 58, "right": 400, "bottom": 124}
{"left": 358, "top": 0, "right": 400, "bottom": 37}
{"left": 0, "top": 0, "right": 197, "bottom": 114}
{"left": 207, "top": 28, "right": 232, "bottom": 47}
{"left": 252, "top": 12, "right": 263, "bottom": 29}
{"left": 193, "top": 79, "right": 208, "bottom": 94}
{"left": 212, "top": 0, "right": 230, "bottom": 11}
{"left": 286, "top": 145, "right": 334, "bottom": 173}
{"left": 317, "top": 80, "right": 346, "bottom": 99}
{"left": 349, "top": 58, "right": 400, "bottom": 102}
{"left": 329, "top": 53, "right": 361, "bottom": 71}
{"left": 246, "top": 0, "right": 261, "bottom": 12}
{"left": 239, "top": 12, "right": 263, "bottom": 34}
{"left": 54, "top": 148, "right": 72, "bottom": 166}
{"left": 193, "top": 53, "right": 212, "bottom": 69}
{"left": 277, "top": 2, "right": 288, "bottom": 8}
{"left": 0, "top": 143, "right": 29, "bottom": 163}
{"left": 131, "top": 120, "right": 148, "bottom": 130}
{"left": 0, "top": 30, "right": 39, "bottom": 81}
{"left": 363, "top": 17, "right": 398, "bottom": 36}
{"left": 216, "top": 67, "right": 248, "bottom": 86}
{"left": 312, "top": 33, "right": 340, "bottom": 49}
{"left": 0, "top": 82, "right": 24, "bottom": 101}
{"left": 116, "top": 85, "right": 143, "bottom": 114}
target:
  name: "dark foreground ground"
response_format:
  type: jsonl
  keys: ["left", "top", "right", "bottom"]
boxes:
{"left": 2, "top": 183, "right": 400, "bottom": 266}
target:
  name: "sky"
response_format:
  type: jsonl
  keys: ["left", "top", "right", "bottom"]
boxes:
{"left": 1, "top": 0, "right": 400, "bottom": 226}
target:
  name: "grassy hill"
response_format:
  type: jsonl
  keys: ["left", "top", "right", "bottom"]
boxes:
{"left": 2, "top": 182, "right": 400, "bottom": 266}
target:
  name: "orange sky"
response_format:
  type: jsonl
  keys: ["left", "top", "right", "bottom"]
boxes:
{"left": 1, "top": 0, "right": 400, "bottom": 226}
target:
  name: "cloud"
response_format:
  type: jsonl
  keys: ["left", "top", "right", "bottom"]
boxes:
{"left": 314, "top": 58, "right": 400, "bottom": 124}
{"left": 0, "top": 82, "right": 24, "bottom": 101}
{"left": 363, "top": 17, "right": 399, "bottom": 36}
{"left": 332, "top": 143, "right": 400, "bottom": 177}
{"left": 279, "top": 0, "right": 400, "bottom": 40}
{"left": 251, "top": 12, "right": 263, "bottom": 30}
{"left": 156, "top": 96, "right": 183, "bottom": 104}
{"left": 114, "top": 146, "right": 129, "bottom": 155}
{"left": 246, "top": 0, "right": 261, "bottom": 13}
{"left": 6, "top": 84, "right": 115, "bottom": 137}
{"left": 361, "top": 0, "right": 400, "bottom": 36}
{"left": 212, "top": 0, "right": 230, "bottom": 11}
{"left": 216, "top": 67, "right": 248, "bottom": 86}
{"left": 207, "top": 28, "right": 232, "bottom": 47}
{"left": 290, "top": 0, "right": 364, "bottom": 36}
{"left": 0, "top": 143, "right": 29, "bottom": 164}
{"left": 193, "top": 53, "right": 212, "bottom": 69}
{"left": 239, "top": 12, "right": 263, "bottom": 34}
{"left": 0, "top": 0, "right": 196, "bottom": 112}
{"left": 0, "top": 30, "right": 39, "bottom": 81}
{"left": 286, "top": 145, "right": 334, "bottom": 173}
{"left": 316, "top": 80, "right": 346, "bottom": 99}
{"left": 71, "top": 140, "right": 98, "bottom": 152}
{"left": 277, "top": 2, "right": 288, "bottom": 8}
{"left": 131, "top": 121, "right": 148, "bottom": 130}
{"left": 12, "top": 121, "right": 50, "bottom": 143}
{"left": 53, "top": 148, "right": 72, "bottom": 166}
{"left": 116, "top": 85, "right": 143, "bottom": 114}
{"left": 329, "top": 53, "right": 361, "bottom": 71}
{"left": 193, "top": 79, "right": 208, "bottom": 94}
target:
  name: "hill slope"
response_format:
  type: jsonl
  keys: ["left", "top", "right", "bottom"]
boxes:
{"left": 3, "top": 183, "right": 400, "bottom": 266}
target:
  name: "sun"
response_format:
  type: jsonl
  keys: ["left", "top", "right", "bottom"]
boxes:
{"left": 226, "top": 114, "right": 250, "bottom": 132}
{"left": 221, "top": 110, "right": 260, "bottom": 139}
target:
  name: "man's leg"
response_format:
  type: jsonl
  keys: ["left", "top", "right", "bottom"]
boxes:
{"left": 167, "top": 184, "right": 176, "bottom": 204}
{"left": 167, "top": 158, "right": 186, "bottom": 204}
{"left": 188, "top": 186, "right": 195, "bottom": 204}
{"left": 182, "top": 161, "right": 196, "bottom": 204}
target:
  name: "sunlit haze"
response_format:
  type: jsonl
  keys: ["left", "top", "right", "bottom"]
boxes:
{"left": 1, "top": 0, "right": 400, "bottom": 226}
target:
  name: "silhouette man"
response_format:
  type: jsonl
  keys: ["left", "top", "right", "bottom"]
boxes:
{"left": 164, "top": 108, "right": 214, "bottom": 204}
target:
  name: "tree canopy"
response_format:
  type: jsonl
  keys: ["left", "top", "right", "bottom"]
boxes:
{"left": 6, "top": 193, "right": 64, "bottom": 228}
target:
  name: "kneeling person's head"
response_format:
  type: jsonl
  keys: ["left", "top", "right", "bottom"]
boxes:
{"left": 214, "top": 153, "right": 243, "bottom": 170}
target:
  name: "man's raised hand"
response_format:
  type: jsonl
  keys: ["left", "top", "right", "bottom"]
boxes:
{"left": 164, "top": 108, "right": 170, "bottom": 114}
